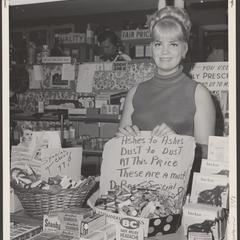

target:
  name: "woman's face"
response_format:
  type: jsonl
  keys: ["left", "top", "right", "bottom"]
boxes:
{"left": 101, "top": 38, "right": 117, "bottom": 57}
{"left": 151, "top": 28, "right": 188, "bottom": 76}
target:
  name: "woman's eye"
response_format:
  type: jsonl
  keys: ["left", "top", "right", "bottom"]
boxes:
{"left": 154, "top": 42, "right": 161, "bottom": 47}
{"left": 170, "top": 42, "right": 179, "bottom": 47}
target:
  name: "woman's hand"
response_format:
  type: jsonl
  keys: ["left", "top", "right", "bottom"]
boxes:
{"left": 115, "top": 125, "right": 140, "bottom": 137}
{"left": 152, "top": 123, "right": 176, "bottom": 137}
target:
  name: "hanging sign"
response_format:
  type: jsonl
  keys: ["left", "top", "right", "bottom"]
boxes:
{"left": 55, "top": 33, "right": 86, "bottom": 44}
{"left": 100, "top": 132, "right": 195, "bottom": 201}
{"left": 121, "top": 29, "right": 151, "bottom": 40}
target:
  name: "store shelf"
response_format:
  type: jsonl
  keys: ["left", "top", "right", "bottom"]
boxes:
{"left": 82, "top": 149, "right": 103, "bottom": 156}
{"left": 69, "top": 114, "right": 120, "bottom": 123}
{"left": 11, "top": 112, "right": 120, "bottom": 123}
{"left": 11, "top": 113, "right": 62, "bottom": 121}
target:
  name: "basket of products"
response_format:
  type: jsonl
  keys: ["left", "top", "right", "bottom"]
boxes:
{"left": 95, "top": 183, "right": 183, "bottom": 236}
{"left": 10, "top": 167, "right": 97, "bottom": 219}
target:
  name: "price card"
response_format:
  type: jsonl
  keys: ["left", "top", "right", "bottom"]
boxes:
{"left": 41, "top": 147, "right": 82, "bottom": 180}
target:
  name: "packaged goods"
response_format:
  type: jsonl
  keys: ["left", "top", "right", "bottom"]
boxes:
{"left": 28, "top": 231, "right": 72, "bottom": 240}
{"left": 188, "top": 231, "right": 213, "bottom": 240}
{"left": 10, "top": 223, "right": 42, "bottom": 240}
{"left": 95, "top": 183, "right": 182, "bottom": 218}
{"left": 80, "top": 214, "right": 106, "bottom": 235}
{"left": 190, "top": 173, "right": 229, "bottom": 208}
{"left": 43, "top": 215, "right": 61, "bottom": 233}
{"left": 79, "top": 223, "right": 115, "bottom": 240}
{"left": 46, "top": 208, "right": 94, "bottom": 238}
{"left": 182, "top": 203, "right": 224, "bottom": 239}
{"left": 200, "top": 159, "right": 229, "bottom": 176}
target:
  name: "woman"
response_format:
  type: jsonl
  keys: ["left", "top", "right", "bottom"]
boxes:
{"left": 117, "top": 6, "right": 216, "bottom": 158}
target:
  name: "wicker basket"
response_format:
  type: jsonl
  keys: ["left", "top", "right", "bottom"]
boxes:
{"left": 12, "top": 176, "right": 97, "bottom": 219}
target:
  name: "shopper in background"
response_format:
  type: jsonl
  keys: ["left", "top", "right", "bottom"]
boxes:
{"left": 117, "top": 6, "right": 216, "bottom": 158}
{"left": 98, "top": 30, "right": 131, "bottom": 62}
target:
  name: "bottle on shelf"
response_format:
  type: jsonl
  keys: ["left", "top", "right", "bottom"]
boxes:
{"left": 27, "top": 41, "right": 36, "bottom": 65}
{"left": 63, "top": 123, "right": 70, "bottom": 141}
{"left": 86, "top": 23, "right": 94, "bottom": 45}
{"left": 38, "top": 98, "right": 44, "bottom": 113}
{"left": 69, "top": 123, "right": 75, "bottom": 140}
{"left": 41, "top": 45, "right": 50, "bottom": 59}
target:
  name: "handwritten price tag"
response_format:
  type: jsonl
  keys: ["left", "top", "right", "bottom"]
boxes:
{"left": 41, "top": 147, "right": 82, "bottom": 180}
{"left": 100, "top": 132, "right": 195, "bottom": 200}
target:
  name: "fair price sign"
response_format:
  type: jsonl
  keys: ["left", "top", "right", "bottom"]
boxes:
{"left": 121, "top": 29, "right": 151, "bottom": 40}
{"left": 41, "top": 147, "right": 82, "bottom": 180}
{"left": 100, "top": 132, "right": 195, "bottom": 200}
{"left": 190, "top": 62, "right": 228, "bottom": 91}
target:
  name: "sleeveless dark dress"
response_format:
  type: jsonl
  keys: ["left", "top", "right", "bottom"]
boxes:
{"left": 132, "top": 66, "right": 198, "bottom": 136}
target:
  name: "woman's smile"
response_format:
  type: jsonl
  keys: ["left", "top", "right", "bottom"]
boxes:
{"left": 151, "top": 32, "right": 188, "bottom": 75}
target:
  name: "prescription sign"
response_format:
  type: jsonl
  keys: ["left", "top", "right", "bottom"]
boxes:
{"left": 190, "top": 62, "right": 228, "bottom": 91}
{"left": 100, "top": 132, "right": 195, "bottom": 203}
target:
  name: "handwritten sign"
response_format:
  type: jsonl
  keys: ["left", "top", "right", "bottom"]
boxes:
{"left": 121, "top": 29, "right": 151, "bottom": 40}
{"left": 190, "top": 62, "right": 228, "bottom": 91}
{"left": 41, "top": 147, "right": 82, "bottom": 180}
{"left": 100, "top": 132, "right": 195, "bottom": 200}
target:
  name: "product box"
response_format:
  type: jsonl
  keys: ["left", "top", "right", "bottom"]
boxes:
{"left": 78, "top": 96, "right": 95, "bottom": 109}
{"left": 45, "top": 207, "right": 94, "bottom": 238}
{"left": 100, "top": 104, "right": 120, "bottom": 115}
{"left": 10, "top": 223, "right": 42, "bottom": 240}
{"left": 43, "top": 214, "right": 61, "bottom": 233}
{"left": 80, "top": 223, "right": 116, "bottom": 240}
{"left": 28, "top": 231, "right": 72, "bottom": 240}
{"left": 188, "top": 231, "right": 213, "bottom": 240}
{"left": 190, "top": 173, "right": 229, "bottom": 208}
{"left": 182, "top": 203, "right": 222, "bottom": 239}
{"left": 80, "top": 214, "right": 106, "bottom": 235}
{"left": 200, "top": 159, "right": 229, "bottom": 176}
{"left": 94, "top": 207, "right": 149, "bottom": 237}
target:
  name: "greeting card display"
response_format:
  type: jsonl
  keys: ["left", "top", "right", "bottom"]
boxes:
{"left": 200, "top": 159, "right": 229, "bottom": 176}
{"left": 190, "top": 173, "right": 229, "bottom": 208}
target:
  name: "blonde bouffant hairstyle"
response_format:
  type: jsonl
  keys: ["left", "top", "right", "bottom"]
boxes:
{"left": 147, "top": 6, "right": 191, "bottom": 42}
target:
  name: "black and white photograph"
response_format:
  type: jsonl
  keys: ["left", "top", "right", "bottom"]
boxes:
{"left": 2, "top": 0, "right": 237, "bottom": 240}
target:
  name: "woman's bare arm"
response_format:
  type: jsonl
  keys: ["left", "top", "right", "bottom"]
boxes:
{"left": 119, "top": 86, "right": 137, "bottom": 128}
{"left": 194, "top": 84, "right": 216, "bottom": 157}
